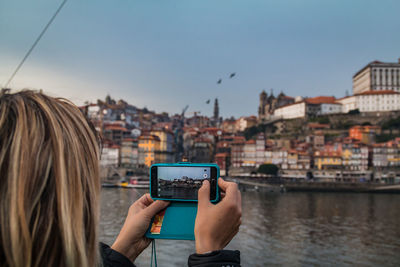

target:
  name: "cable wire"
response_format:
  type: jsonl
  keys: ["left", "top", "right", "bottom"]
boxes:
{"left": 3, "top": 0, "right": 68, "bottom": 88}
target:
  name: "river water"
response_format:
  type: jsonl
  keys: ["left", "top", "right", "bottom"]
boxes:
{"left": 100, "top": 188, "right": 400, "bottom": 266}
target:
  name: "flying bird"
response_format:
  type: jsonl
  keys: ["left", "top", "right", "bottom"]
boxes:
{"left": 217, "top": 79, "right": 222, "bottom": 84}
{"left": 206, "top": 99, "right": 210, "bottom": 104}
{"left": 229, "top": 72, "right": 236, "bottom": 78}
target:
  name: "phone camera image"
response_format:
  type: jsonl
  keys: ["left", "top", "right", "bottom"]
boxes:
{"left": 157, "top": 166, "right": 211, "bottom": 200}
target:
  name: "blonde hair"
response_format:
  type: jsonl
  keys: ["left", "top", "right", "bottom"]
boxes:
{"left": 0, "top": 89, "right": 101, "bottom": 267}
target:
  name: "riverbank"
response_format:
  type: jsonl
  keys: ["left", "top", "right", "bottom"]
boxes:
{"left": 229, "top": 177, "right": 400, "bottom": 193}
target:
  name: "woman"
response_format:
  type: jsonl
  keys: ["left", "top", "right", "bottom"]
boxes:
{"left": 0, "top": 89, "right": 241, "bottom": 267}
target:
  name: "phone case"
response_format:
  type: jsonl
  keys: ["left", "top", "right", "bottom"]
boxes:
{"left": 145, "top": 201, "right": 198, "bottom": 240}
{"left": 149, "top": 162, "right": 220, "bottom": 203}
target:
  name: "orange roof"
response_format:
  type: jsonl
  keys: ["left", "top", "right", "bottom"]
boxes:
{"left": 305, "top": 96, "right": 337, "bottom": 104}
{"left": 245, "top": 139, "right": 256, "bottom": 144}
{"left": 355, "top": 90, "right": 400, "bottom": 96}
{"left": 103, "top": 144, "right": 120, "bottom": 149}
{"left": 215, "top": 152, "right": 230, "bottom": 158}
{"left": 105, "top": 125, "right": 128, "bottom": 131}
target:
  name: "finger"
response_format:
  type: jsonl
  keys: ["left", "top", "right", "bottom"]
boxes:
{"left": 218, "top": 179, "right": 239, "bottom": 202}
{"left": 220, "top": 192, "right": 226, "bottom": 199}
{"left": 198, "top": 180, "right": 211, "bottom": 209}
{"left": 143, "top": 200, "right": 170, "bottom": 218}
{"left": 137, "top": 193, "right": 154, "bottom": 207}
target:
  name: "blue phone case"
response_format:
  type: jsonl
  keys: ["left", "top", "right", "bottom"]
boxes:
{"left": 145, "top": 201, "right": 198, "bottom": 240}
{"left": 145, "top": 162, "right": 220, "bottom": 240}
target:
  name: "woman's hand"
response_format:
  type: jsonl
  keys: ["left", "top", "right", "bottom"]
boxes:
{"left": 195, "top": 178, "right": 242, "bottom": 254}
{"left": 111, "top": 194, "right": 169, "bottom": 262}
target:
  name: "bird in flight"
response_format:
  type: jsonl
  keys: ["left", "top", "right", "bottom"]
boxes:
{"left": 206, "top": 99, "right": 210, "bottom": 104}
{"left": 229, "top": 72, "right": 236, "bottom": 78}
{"left": 217, "top": 79, "right": 222, "bottom": 84}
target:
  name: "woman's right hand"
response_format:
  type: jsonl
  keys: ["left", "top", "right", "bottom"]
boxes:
{"left": 194, "top": 178, "right": 242, "bottom": 254}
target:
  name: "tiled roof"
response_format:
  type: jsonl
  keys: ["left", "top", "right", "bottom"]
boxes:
{"left": 355, "top": 90, "right": 400, "bottom": 96}
{"left": 305, "top": 96, "right": 337, "bottom": 104}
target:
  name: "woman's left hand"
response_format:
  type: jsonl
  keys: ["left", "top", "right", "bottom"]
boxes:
{"left": 111, "top": 194, "right": 169, "bottom": 262}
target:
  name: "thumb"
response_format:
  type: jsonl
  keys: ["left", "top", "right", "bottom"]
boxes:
{"left": 143, "top": 200, "right": 169, "bottom": 218}
{"left": 198, "top": 180, "right": 210, "bottom": 208}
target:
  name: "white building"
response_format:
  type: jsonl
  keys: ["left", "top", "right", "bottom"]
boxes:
{"left": 101, "top": 145, "right": 120, "bottom": 166}
{"left": 273, "top": 96, "right": 341, "bottom": 119}
{"left": 353, "top": 59, "right": 400, "bottom": 94}
{"left": 337, "top": 90, "right": 400, "bottom": 113}
{"left": 319, "top": 103, "right": 342, "bottom": 115}
{"left": 243, "top": 140, "right": 256, "bottom": 167}
{"left": 273, "top": 102, "right": 306, "bottom": 119}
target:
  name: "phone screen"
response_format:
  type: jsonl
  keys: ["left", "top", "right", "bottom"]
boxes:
{"left": 151, "top": 166, "right": 218, "bottom": 201}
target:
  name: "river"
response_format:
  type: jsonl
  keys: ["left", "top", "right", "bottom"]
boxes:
{"left": 100, "top": 188, "right": 400, "bottom": 266}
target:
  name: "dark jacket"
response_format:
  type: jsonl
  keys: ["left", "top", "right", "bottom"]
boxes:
{"left": 100, "top": 243, "right": 240, "bottom": 267}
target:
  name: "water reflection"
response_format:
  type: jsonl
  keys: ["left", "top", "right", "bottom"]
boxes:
{"left": 100, "top": 189, "right": 400, "bottom": 266}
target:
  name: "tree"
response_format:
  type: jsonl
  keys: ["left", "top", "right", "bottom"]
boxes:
{"left": 257, "top": 164, "right": 279, "bottom": 176}
{"left": 244, "top": 126, "right": 259, "bottom": 140}
{"left": 348, "top": 109, "right": 360, "bottom": 115}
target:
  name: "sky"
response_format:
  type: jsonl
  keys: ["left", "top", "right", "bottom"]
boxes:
{"left": 1, "top": 0, "right": 400, "bottom": 118}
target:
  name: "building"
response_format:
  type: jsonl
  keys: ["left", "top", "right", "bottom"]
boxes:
{"left": 138, "top": 135, "right": 160, "bottom": 168}
{"left": 221, "top": 119, "right": 236, "bottom": 134}
{"left": 120, "top": 138, "right": 139, "bottom": 168}
{"left": 349, "top": 125, "right": 380, "bottom": 144}
{"left": 314, "top": 150, "right": 342, "bottom": 170}
{"left": 265, "top": 149, "right": 288, "bottom": 169}
{"left": 242, "top": 140, "right": 256, "bottom": 167}
{"left": 353, "top": 59, "right": 400, "bottom": 94}
{"left": 305, "top": 96, "right": 342, "bottom": 115}
{"left": 341, "top": 139, "right": 369, "bottom": 171}
{"left": 255, "top": 133, "right": 266, "bottom": 166}
{"left": 230, "top": 138, "right": 245, "bottom": 168}
{"left": 258, "top": 90, "right": 294, "bottom": 120}
{"left": 215, "top": 153, "right": 230, "bottom": 176}
{"left": 150, "top": 128, "right": 175, "bottom": 163}
{"left": 306, "top": 131, "right": 325, "bottom": 150}
{"left": 337, "top": 90, "right": 400, "bottom": 113}
{"left": 286, "top": 150, "right": 311, "bottom": 170}
{"left": 273, "top": 101, "right": 307, "bottom": 119}
{"left": 101, "top": 144, "right": 120, "bottom": 167}
{"left": 103, "top": 124, "right": 131, "bottom": 145}
{"left": 192, "top": 138, "right": 213, "bottom": 163}
{"left": 372, "top": 140, "right": 400, "bottom": 169}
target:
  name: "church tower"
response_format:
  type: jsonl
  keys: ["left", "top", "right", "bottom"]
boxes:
{"left": 258, "top": 90, "right": 267, "bottom": 119}
{"left": 213, "top": 98, "right": 219, "bottom": 126}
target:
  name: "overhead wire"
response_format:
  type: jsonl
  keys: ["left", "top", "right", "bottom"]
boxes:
{"left": 3, "top": 0, "right": 68, "bottom": 88}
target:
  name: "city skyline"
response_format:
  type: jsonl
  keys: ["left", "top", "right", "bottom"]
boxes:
{"left": 1, "top": 0, "right": 400, "bottom": 117}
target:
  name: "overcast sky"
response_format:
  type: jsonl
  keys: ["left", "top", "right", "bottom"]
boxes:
{"left": 1, "top": 0, "right": 399, "bottom": 118}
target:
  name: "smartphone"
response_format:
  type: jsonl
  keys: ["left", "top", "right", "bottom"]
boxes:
{"left": 150, "top": 163, "right": 219, "bottom": 202}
